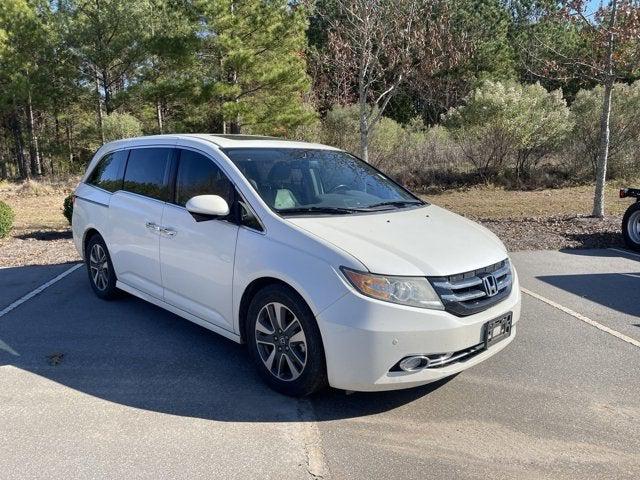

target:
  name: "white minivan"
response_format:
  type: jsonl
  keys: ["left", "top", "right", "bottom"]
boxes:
{"left": 72, "top": 134, "right": 521, "bottom": 396}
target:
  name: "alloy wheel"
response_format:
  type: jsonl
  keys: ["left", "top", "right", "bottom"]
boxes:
{"left": 254, "top": 302, "right": 307, "bottom": 381}
{"left": 89, "top": 243, "right": 109, "bottom": 291}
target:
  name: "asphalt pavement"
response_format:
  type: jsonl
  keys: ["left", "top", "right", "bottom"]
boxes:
{"left": 1, "top": 249, "right": 639, "bottom": 479}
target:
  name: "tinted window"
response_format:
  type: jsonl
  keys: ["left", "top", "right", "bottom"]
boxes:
{"left": 175, "top": 150, "right": 234, "bottom": 207}
{"left": 122, "top": 148, "right": 172, "bottom": 201}
{"left": 86, "top": 151, "right": 127, "bottom": 192}
{"left": 225, "top": 148, "right": 419, "bottom": 214}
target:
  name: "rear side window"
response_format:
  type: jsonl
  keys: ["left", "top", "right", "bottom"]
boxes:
{"left": 86, "top": 151, "right": 127, "bottom": 192}
{"left": 123, "top": 148, "right": 172, "bottom": 201}
{"left": 175, "top": 150, "right": 234, "bottom": 207}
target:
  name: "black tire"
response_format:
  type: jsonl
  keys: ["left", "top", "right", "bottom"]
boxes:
{"left": 85, "top": 234, "right": 119, "bottom": 300}
{"left": 622, "top": 202, "right": 640, "bottom": 252}
{"left": 246, "top": 284, "right": 327, "bottom": 397}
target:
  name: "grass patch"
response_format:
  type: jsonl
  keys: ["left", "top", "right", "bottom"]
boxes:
{"left": 425, "top": 183, "right": 635, "bottom": 220}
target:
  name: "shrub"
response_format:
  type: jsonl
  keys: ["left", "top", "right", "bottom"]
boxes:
{"left": 103, "top": 112, "right": 143, "bottom": 142}
{"left": 569, "top": 81, "right": 640, "bottom": 180}
{"left": 0, "top": 200, "right": 14, "bottom": 238}
{"left": 320, "top": 105, "right": 407, "bottom": 164}
{"left": 443, "top": 80, "right": 572, "bottom": 183}
{"left": 63, "top": 194, "right": 74, "bottom": 225}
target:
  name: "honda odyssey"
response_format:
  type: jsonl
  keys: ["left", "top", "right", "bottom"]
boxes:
{"left": 72, "top": 134, "right": 521, "bottom": 396}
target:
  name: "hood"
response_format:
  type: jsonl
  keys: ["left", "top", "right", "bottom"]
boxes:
{"left": 287, "top": 204, "right": 507, "bottom": 277}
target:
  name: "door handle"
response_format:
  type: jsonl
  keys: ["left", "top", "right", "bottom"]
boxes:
{"left": 162, "top": 227, "right": 177, "bottom": 237}
{"left": 145, "top": 221, "right": 161, "bottom": 232}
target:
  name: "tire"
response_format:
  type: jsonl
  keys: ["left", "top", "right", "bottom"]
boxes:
{"left": 246, "top": 284, "right": 328, "bottom": 397}
{"left": 85, "top": 234, "right": 119, "bottom": 300}
{"left": 622, "top": 202, "right": 640, "bottom": 252}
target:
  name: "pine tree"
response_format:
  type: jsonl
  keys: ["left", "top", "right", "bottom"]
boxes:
{"left": 198, "top": 0, "right": 314, "bottom": 135}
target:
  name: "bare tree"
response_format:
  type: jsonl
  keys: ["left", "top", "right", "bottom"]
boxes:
{"left": 318, "top": 0, "right": 468, "bottom": 162}
{"left": 521, "top": 0, "right": 640, "bottom": 217}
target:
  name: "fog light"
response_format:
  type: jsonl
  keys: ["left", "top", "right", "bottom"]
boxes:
{"left": 398, "top": 355, "right": 431, "bottom": 372}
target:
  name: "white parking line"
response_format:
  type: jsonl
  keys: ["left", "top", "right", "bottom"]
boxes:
{"left": 521, "top": 287, "right": 640, "bottom": 349}
{"left": 0, "top": 263, "right": 83, "bottom": 318}
{"left": 609, "top": 247, "right": 640, "bottom": 260}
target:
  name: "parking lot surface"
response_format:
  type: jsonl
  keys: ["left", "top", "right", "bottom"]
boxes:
{"left": 1, "top": 249, "right": 639, "bottom": 479}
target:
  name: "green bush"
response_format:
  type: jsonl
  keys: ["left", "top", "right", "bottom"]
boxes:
{"left": 63, "top": 194, "right": 74, "bottom": 225}
{"left": 444, "top": 80, "right": 572, "bottom": 182}
{"left": 0, "top": 200, "right": 15, "bottom": 238}
{"left": 318, "top": 104, "right": 415, "bottom": 164}
{"left": 103, "top": 112, "right": 143, "bottom": 142}
{"left": 569, "top": 81, "right": 640, "bottom": 180}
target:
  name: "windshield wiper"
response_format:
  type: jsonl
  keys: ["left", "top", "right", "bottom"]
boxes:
{"left": 278, "top": 206, "right": 364, "bottom": 215}
{"left": 364, "top": 200, "right": 424, "bottom": 210}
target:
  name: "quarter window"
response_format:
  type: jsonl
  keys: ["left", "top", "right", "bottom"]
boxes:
{"left": 122, "top": 148, "right": 172, "bottom": 201}
{"left": 175, "top": 150, "right": 234, "bottom": 207}
{"left": 86, "top": 151, "right": 127, "bottom": 192}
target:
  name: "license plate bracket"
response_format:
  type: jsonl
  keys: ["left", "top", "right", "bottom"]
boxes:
{"left": 483, "top": 313, "right": 512, "bottom": 349}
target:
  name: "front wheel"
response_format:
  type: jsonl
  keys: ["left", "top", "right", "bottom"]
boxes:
{"left": 622, "top": 202, "right": 640, "bottom": 252}
{"left": 246, "top": 285, "right": 327, "bottom": 397}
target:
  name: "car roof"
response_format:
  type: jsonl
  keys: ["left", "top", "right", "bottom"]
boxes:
{"left": 103, "top": 134, "right": 339, "bottom": 151}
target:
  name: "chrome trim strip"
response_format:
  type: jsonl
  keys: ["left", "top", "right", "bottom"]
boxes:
{"left": 441, "top": 289, "right": 486, "bottom": 302}
{"left": 426, "top": 343, "right": 484, "bottom": 368}
{"left": 432, "top": 276, "right": 482, "bottom": 290}
{"left": 75, "top": 195, "right": 109, "bottom": 208}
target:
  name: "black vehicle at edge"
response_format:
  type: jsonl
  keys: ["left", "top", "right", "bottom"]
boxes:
{"left": 620, "top": 187, "right": 640, "bottom": 251}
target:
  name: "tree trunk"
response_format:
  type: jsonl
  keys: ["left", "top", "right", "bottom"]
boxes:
{"left": 26, "top": 89, "right": 42, "bottom": 176}
{"left": 229, "top": 120, "right": 241, "bottom": 134}
{"left": 0, "top": 158, "right": 7, "bottom": 180}
{"left": 9, "top": 109, "right": 29, "bottom": 180}
{"left": 156, "top": 100, "right": 164, "bottom": 134}
{"left": 592, "top": 80, "right": 613, "bottom": 218}
{"left": 359, "top": 126, "right": 369, "bottom": 163}
{"left": 592, "top": 0, "right": 618, "bottom": 219}
{"left": 227, "top": 68, "right": 241, "bottom": 134}
{"left": 102, "top": 69, "right": 112, "bottom": 114}
{"left": 0, "top": 133, "right": 7, "bottom": 180}
{"left": 66, "top": 120, "right": 73, "bottom": 166}
{"left": 95, "top": 74, "right": 105, "bottom": 145}
{"left": 359, "top": 98, "right": 369, "bottom": 162}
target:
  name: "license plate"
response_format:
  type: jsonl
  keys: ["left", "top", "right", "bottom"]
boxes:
{"left": 483, "top": 313, "right": 512, "bottom": 349}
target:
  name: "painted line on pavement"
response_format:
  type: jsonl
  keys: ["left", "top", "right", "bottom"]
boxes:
{"left": 521, "top": 287, "right": 640, "bottom": 349}
{"left": 0, "top": 263, "right": 83, "bottom": 318}
{"left": 609, "top": 247, "right": 640, "bottom": 260}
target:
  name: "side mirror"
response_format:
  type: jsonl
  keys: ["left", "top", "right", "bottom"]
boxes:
{"left": 185, "top": 195, "right": 230, "bottom": 218}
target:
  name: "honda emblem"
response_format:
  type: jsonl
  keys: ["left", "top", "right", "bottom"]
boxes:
{"left": 481, "top": 274, "right": 499, "bottom": 297}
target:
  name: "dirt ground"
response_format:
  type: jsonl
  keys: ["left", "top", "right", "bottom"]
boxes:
{"left": 0, "top": 179, "right": 80, "bottom": 267}
{"left": 425, "top": 183, "right": 634, "bottom": 251}
{"left": 0, "top": 179, "right": 636, "bottom": 267}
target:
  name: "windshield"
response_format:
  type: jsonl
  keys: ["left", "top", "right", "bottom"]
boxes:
{"left": 224, "top": 148, "right": 423, "bottom": 215}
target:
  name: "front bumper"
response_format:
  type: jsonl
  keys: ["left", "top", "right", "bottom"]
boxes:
{"left": 316, "top": 273, "right": 521, "bottom": 392}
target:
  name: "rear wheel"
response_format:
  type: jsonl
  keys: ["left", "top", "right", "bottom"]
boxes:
{"left": 85, "top": 234, "right": 119, "bottom": 299}
{"left": 622, "top": 202, "right": 640, "bottom": 252}
{"left": 246, "top": 285, "right": 327, "bottom": 397}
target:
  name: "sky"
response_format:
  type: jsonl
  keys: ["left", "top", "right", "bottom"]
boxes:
{"left": 586, "top": 0, "right": 604, "bottom": 13}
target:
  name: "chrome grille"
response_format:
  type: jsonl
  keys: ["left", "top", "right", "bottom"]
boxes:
{"left": 429, "top": 259, "right": 512, "bottom": 316}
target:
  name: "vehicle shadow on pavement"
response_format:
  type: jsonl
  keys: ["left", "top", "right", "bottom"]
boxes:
{"left": 537, "top": 271, "right": 640, "bottom": 317}
{"left": 0, "top": 264, "right": 449, "bottom": 422}
{"left": 535, "top": 248, "right": 640, "bottom": 317}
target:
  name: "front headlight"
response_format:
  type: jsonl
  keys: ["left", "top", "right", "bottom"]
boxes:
{"left": 340, "top": 267, "right": 444, "bottom": 310}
